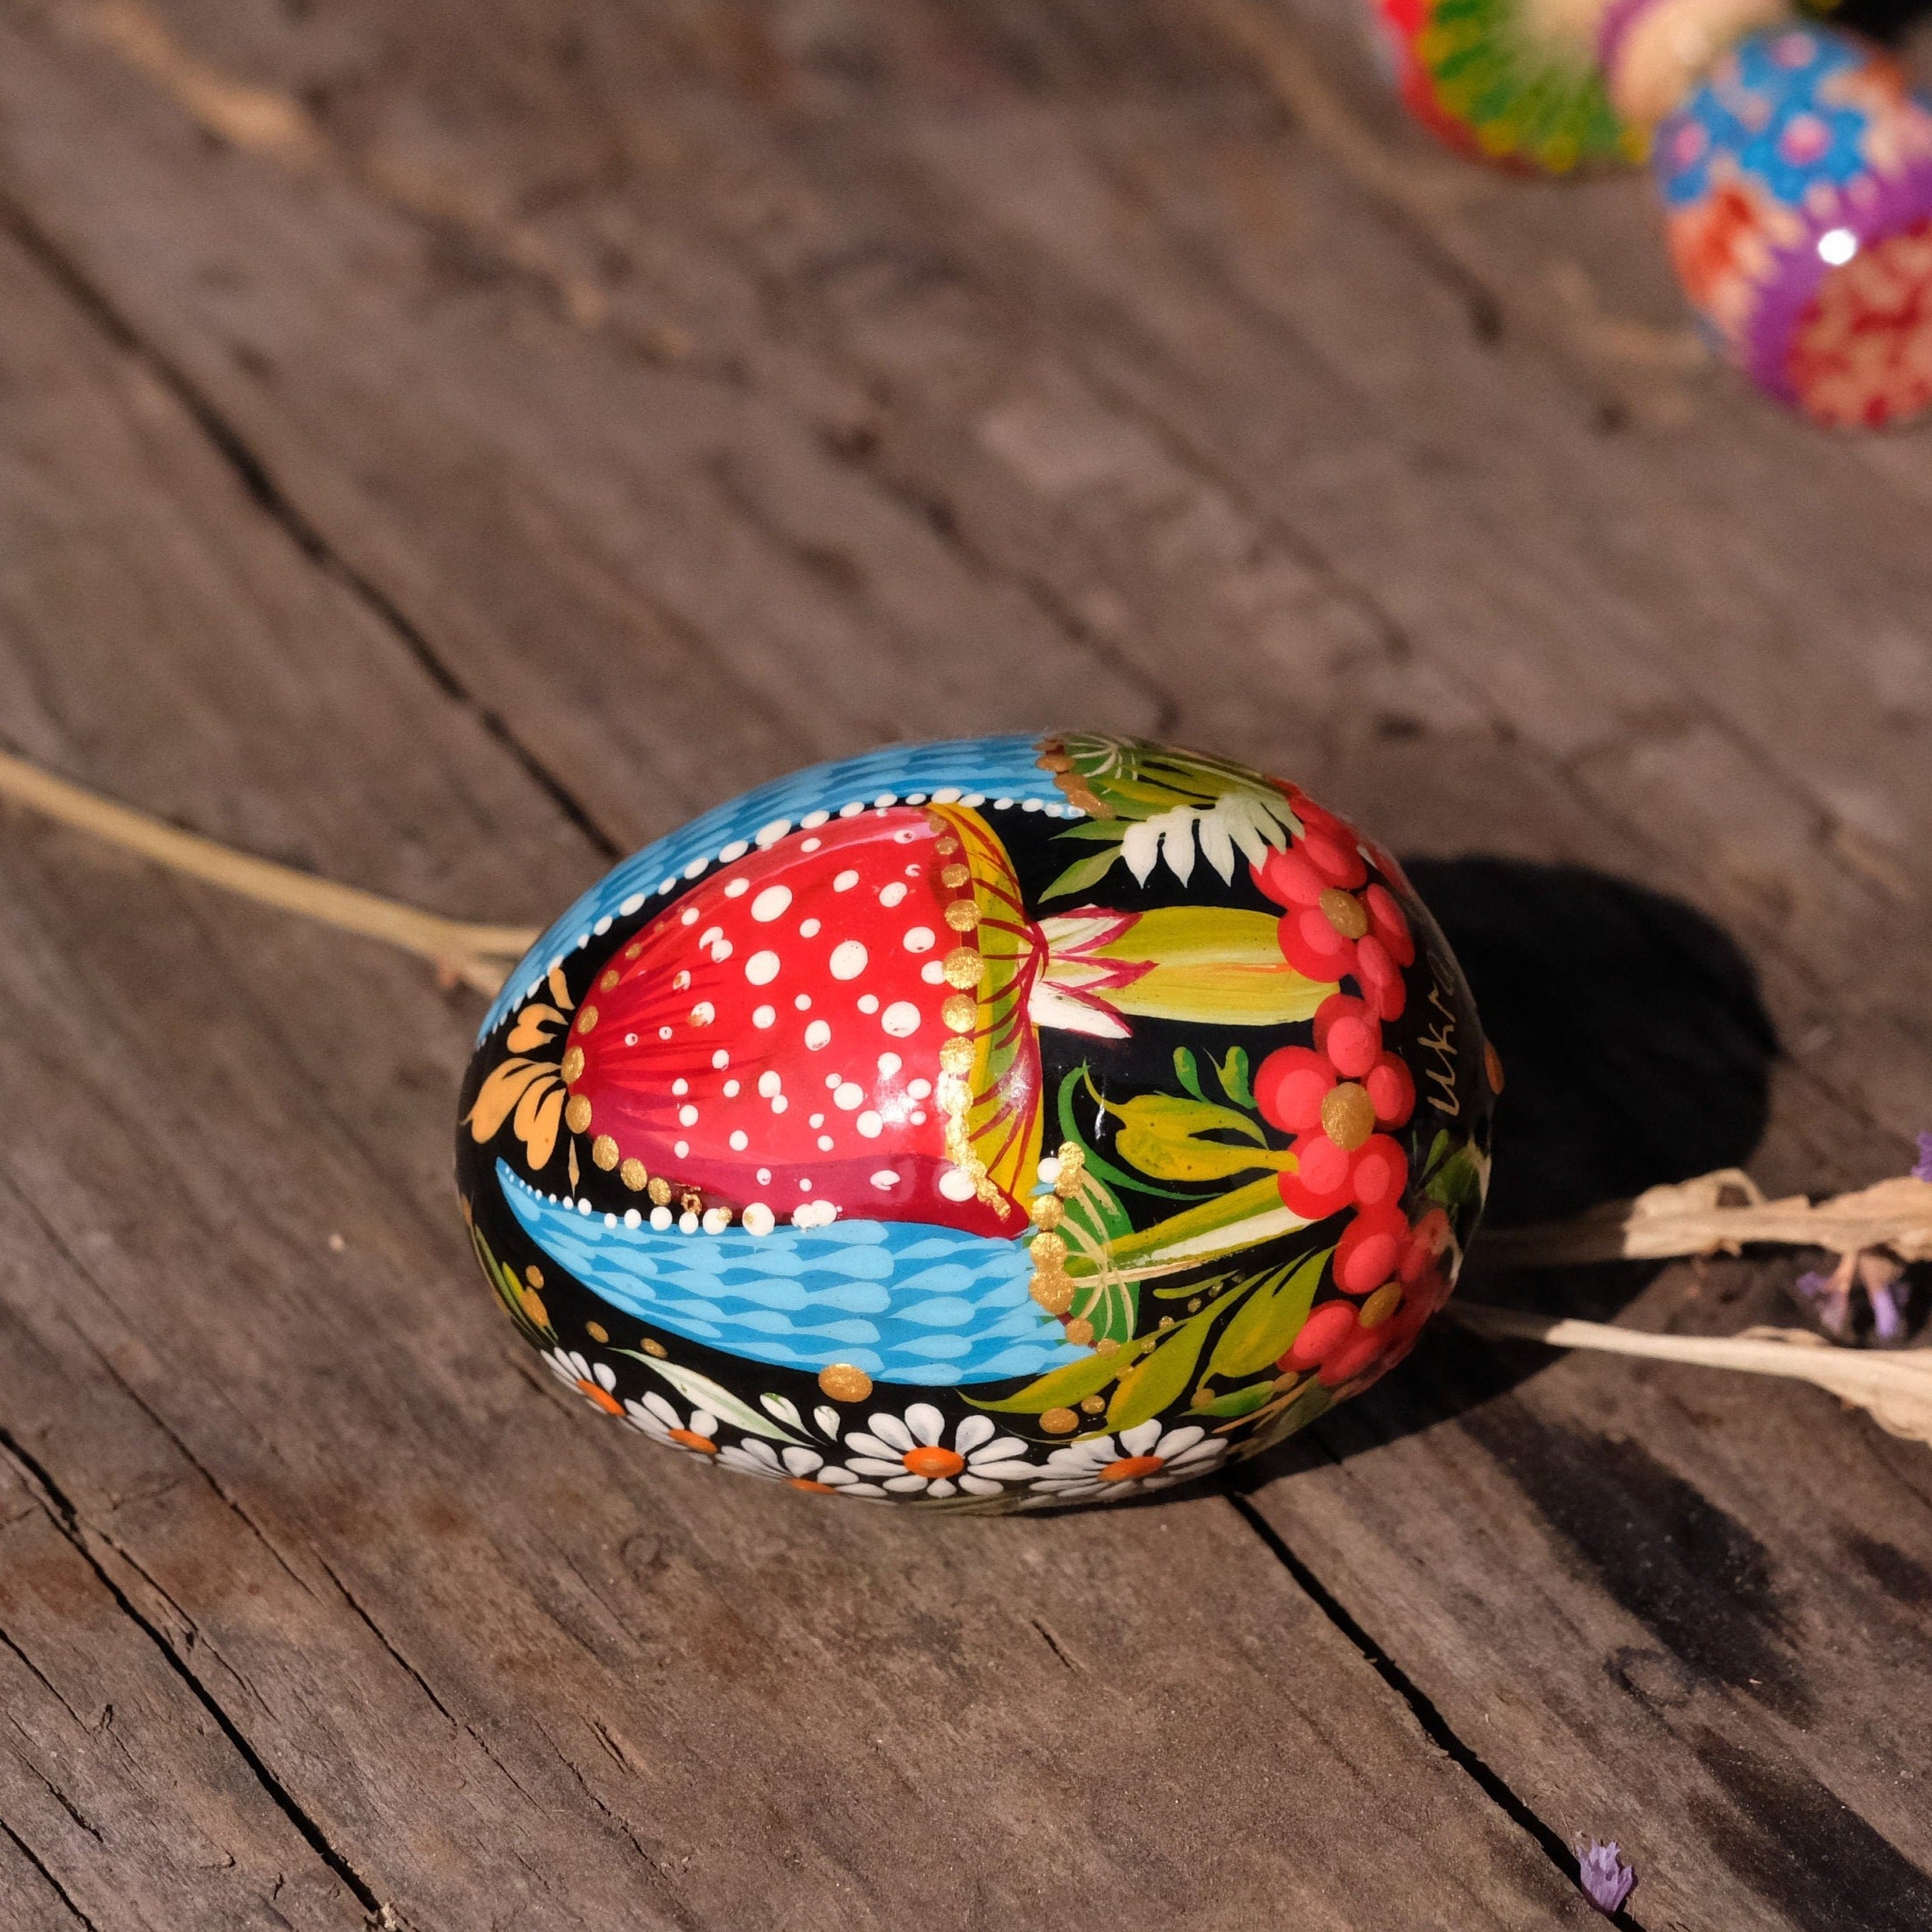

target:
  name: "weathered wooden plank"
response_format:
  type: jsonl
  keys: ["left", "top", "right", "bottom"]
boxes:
{"left": 1242, "top": 1287, "right": 1932, "bottom": 1931}
{"left": 0, "top": 2, "right": 1928, "bottom": 1925}
{"left": 0, "top": 201, "right": 1583, "bottom": 1928}
{"left": 18, "top": 0, "right": 1923, "bottom": 1156}
{"left": 0, "top": 1337, "right": 365, "bottom": 1930}
{"left": 0, "top": 2, "right": 1169, "bottom": 855}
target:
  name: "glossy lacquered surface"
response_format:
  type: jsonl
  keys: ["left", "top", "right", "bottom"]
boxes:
{"left": 458, "top": 735, "right": 1495, "bottom": 1509}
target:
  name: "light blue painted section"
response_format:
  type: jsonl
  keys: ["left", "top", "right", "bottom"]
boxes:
{"left": 481, "top": 734, "right": 1061, "bottom": 1040}
{"left": 498, "top": 1162, "right": 1086, "bottom": 1386}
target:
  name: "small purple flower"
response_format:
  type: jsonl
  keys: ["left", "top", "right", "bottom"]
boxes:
{"left": 1576, "top": 1838, "right": 1637, "bottom": 1914}
{"left": 1858, "top": 1252, "right": 1908, "bottom": 1346}
{"left": 1913, "top": 1130, "right": 1932, "bottom": 1185}
{"left": 1796, "top": 1256, "right": 1855, "bottom": 1337}
{"left": 1871, "top": 1279, "right": 1907, "bottom": 1344}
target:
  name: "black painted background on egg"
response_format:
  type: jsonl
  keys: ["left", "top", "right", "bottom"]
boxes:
{"left": 456, "top": 796, "right": 1494, "bottom": 1453}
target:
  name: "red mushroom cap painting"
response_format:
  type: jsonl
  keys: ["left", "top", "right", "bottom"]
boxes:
{"left": 458, "top": 734, "right": 1496, "bottom": 1508}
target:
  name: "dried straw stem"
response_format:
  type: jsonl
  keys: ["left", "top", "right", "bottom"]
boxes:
{"left": 1477, "top": 1167, "right": 1932, "bottom": 1267}
{"left": 1450, "top": 1303, "right": 1932, "bottom": 1446}
{"left": 0, "top": 749, "right": 536, "bottom": 996}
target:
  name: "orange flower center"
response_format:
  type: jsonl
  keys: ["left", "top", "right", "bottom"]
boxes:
{"left": 903, "top": 1446, "right": 967, "bottom": 1479}
{"left": 668, "top": 1428, "right": 718, "bottom": 1454}
{"left": 1099, "top": 1453, "right": 1166, "bottom": 1483}
{"left": 788, "top": 1478, "right": 837, "bottom": 1494}
{"left": 577, "top": 1381, "right": 624, "bottom": 1417}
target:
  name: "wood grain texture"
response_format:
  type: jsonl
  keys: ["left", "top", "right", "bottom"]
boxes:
{"left": 0, "top": 150, "right": 1578, "bottom": 1932}
{"left": 0, "top": 0, "right": 1928, "bottom": 1926}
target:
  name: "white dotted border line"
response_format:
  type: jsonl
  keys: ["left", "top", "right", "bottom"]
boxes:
{"left": 501, "top": 789, "right": 1078, "bottom": 1023}
{"left": 505, "top": 1163, "right": 844, "bottom": 1240}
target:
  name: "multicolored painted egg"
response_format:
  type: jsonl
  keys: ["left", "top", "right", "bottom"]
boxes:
{"left": 1368, "top": 0, "right": 1639, "bottom": 173}
{"left": 457, "top": 736, "right": 1495, "bottom": 1509}
{"left": 1653, "top": 26, "right": 1932, "bottom": 427}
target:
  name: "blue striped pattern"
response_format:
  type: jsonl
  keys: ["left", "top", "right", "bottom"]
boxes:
{"left": 499, "top": 1163, "right": 1087, "bottom": 1386}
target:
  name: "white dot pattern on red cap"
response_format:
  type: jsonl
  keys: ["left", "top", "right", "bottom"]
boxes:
{"left": 564, "top": 807, "right": 1013, "bottom": 1233}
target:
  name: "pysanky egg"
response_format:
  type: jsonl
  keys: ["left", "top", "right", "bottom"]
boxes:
{"left": 457, "top": 735, "right": 1496, "bottom": 1509}
{"left": 1368, "top": 0, "right": 1638, "bottom": 174}
{"left": 1653, "top": 27, "right": 1932, "bottom": 429}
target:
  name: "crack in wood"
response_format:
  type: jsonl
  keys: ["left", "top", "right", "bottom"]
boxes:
{"left": 1028, "top": 1617, "right": 1085, "bottom": 1672}
{"left": 0, "top": 182, "right": 622, "bottom": 868}
{"left": 0, "top": 1623, "right": 94, "bottom": 1734}
{"left": 10, "top": 1742, "right": 108, "bottom": 1845}
{"left": 542, "top": 1737, "right": 704, "bottom": 1932}
{"left": 806, "top": 428, "right": 1185, "bottom": 738}
{"left": 0, "top": 1426, "right": 387, "bottom": 1922}
{"left": 1225, "top": 1494, "right": 1644, "bottom": 1929}
{"left": 0, "top": 1808, "right": 101, "bottom": 1930}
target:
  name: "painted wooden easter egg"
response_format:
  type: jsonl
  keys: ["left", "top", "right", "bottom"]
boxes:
{"left": 1653, "top": 26, "right": 1932, "bottom": 428}
{"left": 1368, "top": 0, "right": 1638, "bottom": 173}
{"left": 458, "top": 736, "right": 1495, "bottom": 1509}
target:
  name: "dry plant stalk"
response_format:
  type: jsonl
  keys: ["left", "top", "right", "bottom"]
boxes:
{"left": 1466, "top": 1170, "right": 1932, "bottom": 1447}
{"left": 0, "top": 749, "right": 537, "bottom": 996}
{"left": 1478, "top": 1167, "right": 1932, "bottom": 1266}
{"left": 1450, "top": 1303, "right": 1932, "bottom": 1447}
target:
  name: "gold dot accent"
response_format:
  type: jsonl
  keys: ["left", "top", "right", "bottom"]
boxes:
{"left": 648, "top": 1177, "right": 673, "bottom": 1206}
{"left": 578, "top": 1006, "right": 600, "bottom": 1033}
{"left": 939, "top": 1037, "right": 974, "bottom": 1074}
{"left": 1040, "top": 1407, "right": 1079, "bottom": 1435}
{"left": 600, "top": 968, "right": 620, "bottom": 991}
{"left": 1053, "top": 1143, "right": 1086, "bottom": 1196}
{"left": 1030, "top": 1230, "right": 1068, "bottom": 1268}
{"left": 561, "top": 1046, "right": 585, "bottom": 1085}
{"left": 1158, "top": 1315, "right": 1175, "bottom": 1330}
{"left": 1038, "top": 749, "right": 1074, "bottom": 774}
{"left": 1080, "top": 1393, "right": 1106, "bottom": 1414}
{"left": 1065, "top": 1318, "right": 1095, "bottom": 1347}
{"left": 640, "top": 1337, "right": 668, "bottom": 1358}
{"left": 941, "top": 991, "right": 977, "bottom": 1033}
{"left": 943, "top": 900, "right": 980, "bottom": 931}
{"left": 934, "top": 836, "right": 962, "bottom": 857}
{"left": 586, "top": 1320, "right": 609, "bottom": 1343}
{"left": 564, "top": 1096, "right": 594, "bottom": 1134}
{"left": 679, "top": 1189, "right": 703, "bottom": 1216}
{"left": 1095, "top": 1338, "right": 1120, "bottom": 1358}
{"left": 1360, "top": 1284, "right": 1402, "bottom": 1330}
{"left": 620, "top": 1158, "right": 648, "bottom": 1192}
{"left": 1485, "top": 1040, "right": 1506, "bottom": 1095}
{"left": 1320, "top": 888, "right": 1369, "bottom": 940}
{"left": 1029, "top": 1194, "right": 1064, "bottom": 1230}
{"left": 940, "top": 863, "right": 970, "bottom": 889}
{"left": 519, "top": 1287, "right": 550, "bottom": 1326}
{"left": 625, "top": 942, "right": 644, "bottom": 961}
{"left": 818, "top": 1363, "right": 873, "bottom": 1404}
{"left": 1031, "top": 1271, "right": 1074, "bottom": 1315}
{"left": 592, "top": 1134, "right": 620, "bottom": 1171}
{"left": 1321, "top": 1082, "right": 1376, "bottom": 1152}
{"left": 942, "top": 948, "right": 984, "bottom": 990}
{"left": 525, "top": 1266, "right": 545, "bottom": 1289}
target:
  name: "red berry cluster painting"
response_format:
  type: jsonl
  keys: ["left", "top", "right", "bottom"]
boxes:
{"left": 457, "top": 734, "right": 1497, "bottom": 1509}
